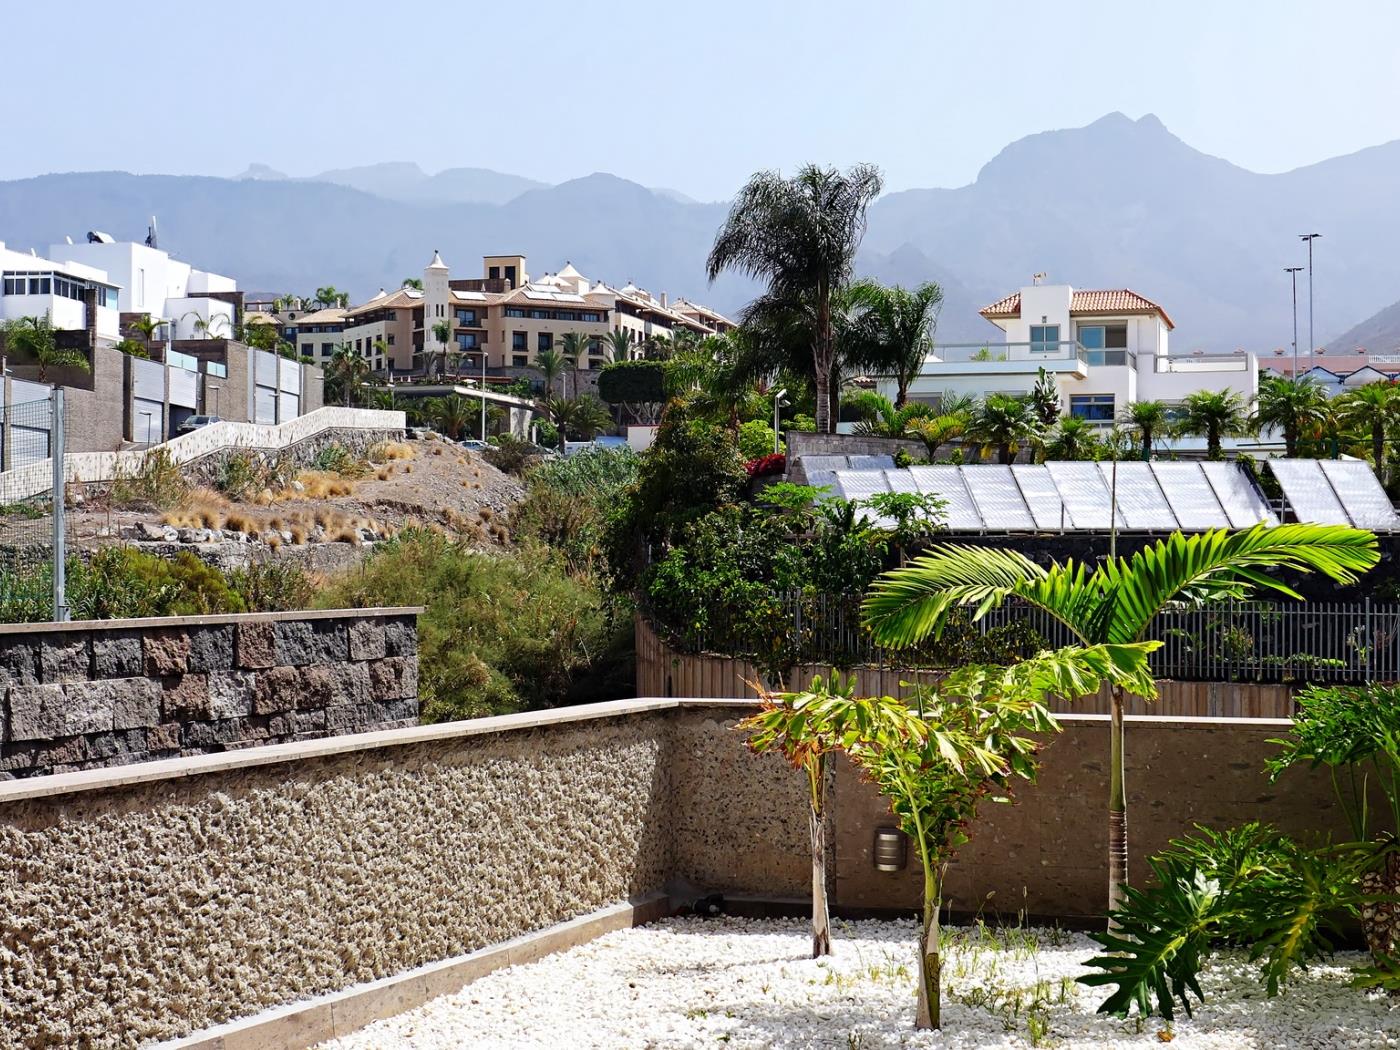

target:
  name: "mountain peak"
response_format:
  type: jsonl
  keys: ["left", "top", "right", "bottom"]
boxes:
{"left": 235, "top": 163, "right": 287, "bottom": 181}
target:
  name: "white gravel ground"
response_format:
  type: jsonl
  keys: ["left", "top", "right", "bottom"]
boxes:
{"left": 319, "top": 916, "right": 1400, "bottom": 1049}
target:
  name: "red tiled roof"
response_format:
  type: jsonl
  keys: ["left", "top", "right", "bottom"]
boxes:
{"left": 980, "top": 289, "right": 1175, "bottom": 330}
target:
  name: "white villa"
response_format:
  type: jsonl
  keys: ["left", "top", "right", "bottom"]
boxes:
{"left": 885, "top": 280, "right": 1258, "bottom": 423}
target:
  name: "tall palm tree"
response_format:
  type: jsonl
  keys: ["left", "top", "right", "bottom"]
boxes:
{"left": 1177, "top": 389, "right": 1251, "bottom": 460}
{"left": 533, "top": 347, "right": 567, "bottom": 399}
{"left": 1253, "top": 376, "right": 1331, "bottom": 458}
{"left": 861, "top": 524, "right": 1380, "bottom": 919}
{"left": 401, "top": 277, "right": 424, "bottom": 290}
{"left": 0, "top": 315, "right": 90, "bottom": 381}
{"left": 707, "top": 163, "right": 884, "bottom": 434}
{"left": 328, "top": 343, "right": 369, "bottom": 407}
{"left": 559, "top": 332, "right": 592, "bottom": 399}
{"left": 1120, "top": 400, "right": 1170, "bottom": 461}
{"left": 430, "top": 320, "right": 453, "bottom": 379}
{"left": 847, "top": 279, "right": 943, "bottom": 409}
{"left": 315, "top": 286, "right": 349, "bottom": 309}
{"left": 1333, "top": 381, "right": 1400, "bottom": 482}
{"left": 606, "top": 328, "right": 632, "bottom": 363}
{"left": 969, "top": 394, "right": 1040, "bottom": 464}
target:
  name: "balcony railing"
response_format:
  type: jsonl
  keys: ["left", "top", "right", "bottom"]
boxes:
{"left": 1155, "top": 353, "right": 1253, "bottom": 373}
{"left": 923, "top": 342, "right": 1136, "bottom": 370}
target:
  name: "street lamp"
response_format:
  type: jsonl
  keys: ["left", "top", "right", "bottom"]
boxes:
{"left": 139, "top": 410, "right": 154, "bottom": 447}
{"left": 772, "top": 388, "right": 788, "bottom": 454}
{"left": 1284, "top": 267, "right": 1303, "bottom": 377}
{"left": 1300, "top": 233, "right": 1321, "bottom": 368}
{"left": 479, "top": 349, "right": 488, "bottom": 439}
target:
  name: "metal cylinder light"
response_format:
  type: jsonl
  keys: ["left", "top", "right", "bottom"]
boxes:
{"left": 873, "top": 827, "right": 908, "bottom": 872}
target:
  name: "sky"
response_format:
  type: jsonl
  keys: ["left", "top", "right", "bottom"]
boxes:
{"left": 7, "top": 1, "right": 1400, "bottom": 199}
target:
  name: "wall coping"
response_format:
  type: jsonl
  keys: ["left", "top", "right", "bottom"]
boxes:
{"left": 0, "top": 696, "right": 1292, "bottom": 806}
{"left": 0, "top": 606, "right": 423, "bottom": 638}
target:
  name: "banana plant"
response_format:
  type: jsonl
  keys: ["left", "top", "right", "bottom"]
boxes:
{"left": 861, "top": 524, "right": 1381, "bottom": 920}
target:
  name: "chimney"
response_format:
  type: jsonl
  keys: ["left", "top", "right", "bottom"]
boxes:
{"left": 660, "top": 292, "right": 669, "bottom": 308}
{"left": 1032, "top": 272, "right": 1046, "bottom": 286}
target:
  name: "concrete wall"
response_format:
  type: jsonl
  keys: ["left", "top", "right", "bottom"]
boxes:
{"left": 0, "top": 608, "right": 420, "bottom": 778}
{"left": 0, "top": 697, "right": 1354, "bottom": 1048}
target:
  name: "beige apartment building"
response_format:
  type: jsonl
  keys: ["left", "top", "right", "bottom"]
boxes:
{"left": 341, "top": 287, "right": 423, "bottom": 373}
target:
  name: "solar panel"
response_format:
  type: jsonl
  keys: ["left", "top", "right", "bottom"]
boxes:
{"left": 1045, "top": 461, "right": 1123, "bottom": 529}
{"left": 960, "top": 465, "right": 1036, "bottom": 530}
{"left": 1265, "top": 459, "right": 1343, "bottom": 524}
{"left": 1200, "top": 462, "right": 1279, "bottom": 527}
{"left": 884, "top": 468, "right": 920, "bottom": 493}
{"left": 833, "top": 469, "right": 891, "bottom": 501}
{"left": 797, "top": 455, "right": 852, "bottom": 479}
{"left": 1010, "top": 465, "right": 1070, "bottom": 530}
{"left": 1148, "top": 462, "right": 1231, "bottom": 530}
{"left": 804, "top": 469, "right": 841, "bottom": 499}
{"left": 907, "top": 466, "right": 984, "bottom": 529}
{"left": 1097, "top": 461, "right": 1178, "bottom": 530}
{"left": 1319, "top": 460, "right": 1400, "bottom": 530}
{"left": 850, "top": 454, "right": 897, "bottom": 471}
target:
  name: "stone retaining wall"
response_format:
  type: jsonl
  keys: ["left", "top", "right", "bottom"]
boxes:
{"left": 0, "top": 608, "right": 420, "bottom": 778}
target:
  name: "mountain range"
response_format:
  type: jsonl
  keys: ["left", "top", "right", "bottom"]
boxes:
{"left": 3, "top": 113, "right": 1398, "bottom": 352}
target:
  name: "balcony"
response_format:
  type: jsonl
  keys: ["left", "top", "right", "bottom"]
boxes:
{"left": 1154, "top": 352, "right": 1253, "bottom": 374}
{"left": 920, "top": 341, "right": 1138, "bottom": 379}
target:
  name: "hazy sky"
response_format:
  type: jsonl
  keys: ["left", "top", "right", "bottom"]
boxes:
{"left": 8, "top": 1, "right": 1400, "bottom": 199}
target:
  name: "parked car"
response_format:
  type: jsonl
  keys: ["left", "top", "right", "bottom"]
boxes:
{"left": 459, "top": 438, "right": 490, "bottom": 451}
{"left": 178, "top": 415, "right": 221, "bottom": 433}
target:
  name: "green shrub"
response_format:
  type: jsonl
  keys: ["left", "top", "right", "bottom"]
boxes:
{"left": 311, "top": 443, "right": 368, "bottom": 478}
{"left": 110, "top": 448, "right": 189, "bottom": 511}
{"left": 227, "top": 559, "right": 316, "bottom": 612}
{"left": 315, "top": 528, "right": 629, "bottom": 721}
{"left": 737, "top": 419, "right": 781, "bottom": 460}
{"left": 534, "top": 418, "right": 560, "bottom": 448}
{"left": 483, "top": 435, "right": 544, "bottom": 475}
{"left": 513, "top": 448, "right": 640, "bottom": 578}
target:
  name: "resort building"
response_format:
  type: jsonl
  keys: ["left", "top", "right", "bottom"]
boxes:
{"left": 1, "top": 240, "right": 123, "bottom": 348}
{"left": 883, "top": 280, "right": 1258, "bottom": 423}
{"left": 287, "top": 307, "right": 350, "bottom": 367}
{"left": 341, "top": 286, "right": 423, "bottom": 373}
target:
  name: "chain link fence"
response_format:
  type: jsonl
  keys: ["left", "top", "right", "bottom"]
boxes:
{"left": 0, "top": 391, "right": 69, "bottom": 619}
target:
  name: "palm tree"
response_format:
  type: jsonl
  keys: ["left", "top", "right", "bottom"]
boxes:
{"left": 532, "top": 347, "right": 567, "bottom": 399}
{"left": 707, "top": 163, "right": 884, "bottom": 434}
{"left": 550, "top": 396, "right": 613, "bottom": 450}
{"left": 606, "top": 328, "right": 632, "bottom": 363}
{"left": 401, "top": 277, "right": 424, "bottom": 290}
{"left": 559, "top": 332, "right": 592, "bottom": 399}
{"left": 1177, "top": 390, "right": 1251, "bottom": 460}
{"left": 1120, "top": 400, "right": 1170, "bottom": 461}
{"left": 1043, "top": 416, "right": 1101, "bottom": 461}
{"left": 1333, "top": 381, "right": 1400, "bottom": 482}
{"left": 905, "top": 413, "right": 967, "bottom": 462}
{"left": 846, "top": 279, "right": 943, "bottom": 409}
{"left": 969, "top": 394, "right": 1040, "bottom": 464}
{"left": 430, "top": 320, "right": 453, "bottom": 379}
{"left": 1028, "top": 367, "right": 1061, "bottom": 428}
{"left": 862, "top": 524, "right": 1380, "bottom": 919}
{"left": 425, "top": 394, "right": 474, "bottom": 439}
{"left": 315, "top": 286, "right": 348, "bottom": 309}
{"left": 1253, "top": 376, "right": 1330, "bottom": 458}
{"left": 845, "top": 390, "right": 932, "bottom": 439}
{"left": 127, "top": 313, "right": 164, "bottom": 348}
{"left": 0, "top": 315, "right": 90, "bottom": 381}
{"left": 328, "top": 343, "right": 369, "bottom": 407}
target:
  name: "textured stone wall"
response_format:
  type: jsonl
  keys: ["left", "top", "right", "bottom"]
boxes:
{"left": 0, "top": 610, "right": 419, "bottom": 778}
{"left": 0, "top": 712, "right": 671, "bottom": 1049}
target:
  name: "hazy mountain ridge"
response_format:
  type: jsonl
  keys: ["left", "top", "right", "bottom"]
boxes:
{"left": 4, "top": 113, "right": 1399, "bottom": 345}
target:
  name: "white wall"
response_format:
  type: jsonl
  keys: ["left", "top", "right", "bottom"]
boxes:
{"left": 166, "top": 297, "right": 235, "bottom": 340}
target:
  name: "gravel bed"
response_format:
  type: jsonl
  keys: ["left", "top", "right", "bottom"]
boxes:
{"left": 318, "top": 916, "right": 1400, "bottom": 1049}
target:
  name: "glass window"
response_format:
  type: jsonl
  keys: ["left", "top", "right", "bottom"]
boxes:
{"left": 300, "top": 343, "right": 313, "bottom": 355}
{"left": 1069, "top": 394, "right": 1115, "bottom": 421}
{"left": 1030, "top": 324, "right": 1060, "bottom": 353}
{"left": 529, "top": 309, "right": 550, "bottom": 320}
{"left": 512, "top": 331, "right": 527, "bottom": 351}
{"left": 537, "top": 332, "right": 553, "bottom": 352}
{"left": 505, "top": 307, "right": 525, "bottom": 318}
{"left": 1105, "top": 325, "right": 1128, "bottom": 349}
{"left": 387, "top": 334, "right": 395, "bottom": 346}
{"left": 513, "top": 355, "right": 528, "bottom": 368}
{"left": 1077, "top": 325, "right": 1105, "bottom": 349}
{"left": 488, "top": 266, "right": 500, "bottom": 279}
{"left": 505, "top": 266, "right": 517, "bottom": 284}
{"left": 456, "top": 333, "right": 478, "bottom": 350}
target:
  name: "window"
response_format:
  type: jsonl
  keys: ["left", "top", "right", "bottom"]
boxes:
{"left": 28, "top": 277, "right": 51, "bottom": 295}
{"left": 512, "top": 331, "right": 527, "bottom": 351}
{"left": 456, "top": 333, "right": 478, "bottom": 350}
{"left": 505, "top": 307, "right": 526, "bottom": 319}
{"left": 300, "top": 343, "right": 312, "bottom": 355}
{"left": 556, "top": 310, "right": 577, "bottom": 322}
{"left": 581, "top": 311, "right": 601, "bottom": 323}
{"left": 538, "top": 332, "right": 553, "bottom": 353}
{"left": 488, "top": 266, "right": 500, "bottom": 280}
{"left": 355, "top": 339, "right": 362, "bottom": 352}
{"left": 504, "top": 265, "right": 517, "bottom": 284}
{"left": 387, "top": 334, "right": 395, "bottom": 346}
{"left": 512, "top": 355, "right": 528, "bottom": 368}
{"left": 1077, "top": 324, "right": 1127, "bottom": 349}
{"left": 529, "top": 309, "right": 550, "bottom": 320}
{"left": 1069, "top": 394, "right": 1115, "bottom": 422}
{"left": 455, "top": 309, "right": 476, "bottom": 326}
{"left": 1030, "top": 324, "right": 1060, "bottom": 353}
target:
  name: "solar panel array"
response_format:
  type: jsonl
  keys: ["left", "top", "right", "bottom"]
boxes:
{"left": 830, "top": 460, "right": 1285, "bottom": 532}
{"left": 1271, "top": 458, "right": 1400, "bottom": 529}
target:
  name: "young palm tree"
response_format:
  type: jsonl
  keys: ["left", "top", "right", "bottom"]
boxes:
{"left": 401, "top": 277, "right": 424, "bottom": 290}
{"left": 847, "top": 279, "right": 943, "bottom": 409}
{"left": 328, "top": 343, "right": 370, "bottom": 407}
{"left": 861, "top": 524, "right": 1379, "bottom": 920}
{"left": 0, "top": 315, "right": 90, "bottom": 381}
{"left": 905, "top": 413, "right": 967, "bottom": 462}
{"left": 1253, "top": 375, "right": 1331, "bottom": 458}
{"left": 423, "top": 395, "right": 474, "bottom": 439}
{"left": 550, "top": 396, "right": 613, "bottom": 450}
{"left": 1120, "top": 400, "right": 1170, "bottom": 461}
{"left": 430, "top": 320, "right": 453, "bottom": 379}
{"left": 127, "top": 313, "right": 164, "bottom": 348}
{"left": 606, "top": 328, "right": 633, "bottom": 363}
{"left": 707, "top": 163, "right": 884, "bottom": 434}
{"left": 969, "top": 394, "right": 1040, "bottom": 464}
{"left": 1043, "top": 416, "right": 1101, "bottom": 461}
{"left": 1177, "top": 390, "right": 1251, "bottom": 460}
{"left": 845, "top": 390, "right": 932, "bottom": 439}
{"left": 559, "top": 332, "right": 592, "bottom": 398}
{"left": 1333, "top": 381, "right": 1400, "bottom": 482}
{"left": 532, "top": 347, "right": 567, "bottom": 399}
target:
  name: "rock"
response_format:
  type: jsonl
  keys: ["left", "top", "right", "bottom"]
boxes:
{"left": 137, "top": 522, "right": 165, "bottom": 542}
{"left": 95, "top": 525, "right": 110, "bottom": 539}
{"left": 280, "top": 530, "right": 293, "bottom": 543}
{"left": 160, "top": 526, "right": 178, "bottom": 543}
{"left": 177, "top": 528, "right": 199, "bottom": 544}
{"left": 291, "top": 480, "right": 305, "bottom": 493}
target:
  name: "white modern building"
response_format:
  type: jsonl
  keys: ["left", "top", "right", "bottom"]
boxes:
{"left": 55, "top": 236, "right": 238, "bottom": 341}
{"left": 0, "top": 241, "right": 122, "bottom": 343}
{"left": 887, "top": 281, "right": 1258, "bottom": 423}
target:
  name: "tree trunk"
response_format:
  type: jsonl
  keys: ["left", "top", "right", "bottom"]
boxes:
{"left": 1374, "top": 426, "right": 1385, "bottom": 485}
{"left": 813, "top": 366, "right": 831, "bottom": 436}
{"left": 809, "top": 755, "right": 832, "bottom": 957}
{"left": 1360, "top": 845, "right": 1400, "bottom": 960}
{"left": 814, "top": 282, "right": 834, "bottom": 434}
{"left": 915, "top": 868, "right": 941, "bottom": 1029}
{"left": 1107, "top": 684, "right": 1129, "bottom": 924}
{"left": 1000, "top": 443, "right": 1013, "bottom": 466}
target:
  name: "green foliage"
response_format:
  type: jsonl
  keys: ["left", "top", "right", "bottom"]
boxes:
{"left": 737, "top": 418, "right": 782, "bottom": 460}
{"left": 1176, "top": 390, "right": 1251, "bottom": 460}
{"left": 215, "top": 451, "right": 291, "bottom": 500}
{"left": 1028, "top": 368, "right": 1060, "bottom": 428}
{"left": 533, "top": 418, "right": 560, "bottom": 448}
{"left": 316, "top": 528, "right": 627, "bottom": 721}
{"left": 310, "top": 442, "right": 368, "bottom": 477}
{"left": 755, "top": 481, "right": 823, "bottom": 514}
{"left": 861, "top": 491, "right": 946, "bottom": 549}
{"left": 1, "top": 315, "right": 90, "bottom": 380}
{"left": 226, "top": 559, "right": 317, "bottom": 612}
{"left": 513, "top": 449, "right": 640, "bottom": 578}
{"left": 597, "top": 360, "right": 667, "bottom": 408}
{"left": 114, "top": 338, "right": 149, "bottom": 358}
{"left": 1080, "top": 824, "right": 1386, "bottom": 1020}
{"left": 110, "top": 448, "right": 190, "bottom": 511}
{"left": 482, "top": 434, "right": 545, "bottom": 475}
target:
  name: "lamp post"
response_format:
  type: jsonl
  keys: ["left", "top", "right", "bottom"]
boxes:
{"left": 479, "top": 349, "right": 488, "bottom": 439}
{"left": 772, "top": 387, "right": 788, "bottom": 455}
{"left": 139, "top": 410, "right": 154, "bottom": 447}
{"left": 1300, "top": 233, "right": 1321, "bottom": 369}
{"left": 1285, "top": 267, "right": 1303, "bottom": 377}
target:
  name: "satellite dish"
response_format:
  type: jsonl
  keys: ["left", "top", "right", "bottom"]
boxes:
{"left": 86, "top": 231, "right": 114, "bottom": 244}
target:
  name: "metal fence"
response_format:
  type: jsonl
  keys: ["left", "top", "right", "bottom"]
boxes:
{"left": 0, "top": 390, "right": 69, "bottom": 619}
{"left": 654, "top": 591, "right": 1400, "bottom": 685}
